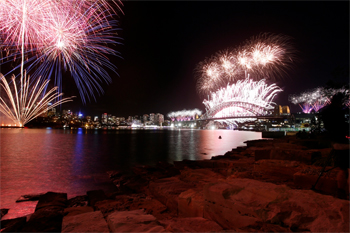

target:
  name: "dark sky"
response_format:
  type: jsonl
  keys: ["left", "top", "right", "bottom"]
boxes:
{"left": 57, "top": 1, "right": 349, "bottom": 117}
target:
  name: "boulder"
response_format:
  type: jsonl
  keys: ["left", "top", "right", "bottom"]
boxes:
{"left": 293, "top": 169, "right": 339, "bottom": 195}
{"left": 0, "top": 208, "right": 9, "bottom": 219}
{"left": 253, "top": 159, "right": 301, "bottom": 182}
{"left": 86, "top": 190, "right": 107, "bottom": 208}
{"left": 67, "top": 195, "right": 88, "bottom": 207}
{"left": 179, "top": 168, "right": 225, "bottom": 187}
{"left": 20, "top": 206, "right": 65, "bottom": 232}
{"left": 20, "top": 192, "right": 67, "bottom": 232}
{"left": 254, "top": 148, "right": 321, "bottom": 164}
{"left": 1, "top": 217, "right": 26, "bottom": 232}
{"left": 94, "top": 194, "right": 169, "bottom": 219}
{"left": 159, "top": 217, "right": 223, "bottom": 232}
{"left": 107, "top": 209, "right": 165, "bottom": 232}
{"left": 203, "top": 178, "right": 349, "bottom": 232}
{"left": 178, "top": 189, "right": 204, "bottom": 218}
{"left": 35, "top": 192, "right": 67, "bottom": 211}
{"left": 64, "top": 206, "right": 94, "bottom": 217}
{"left": 16, "top": 193, "right": 45, "bottom": 203}
{"left": 62, "top": 211, "right": 109, "bottom": 232}
{"left": 149, "top": 177, "right": 193, "bottom": 213}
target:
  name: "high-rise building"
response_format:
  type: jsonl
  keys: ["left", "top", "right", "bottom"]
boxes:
{"left": 143, "top": 114, "right": 149, "bottom": 123}
{"left": 102, "top": 113, "right": 108, "bottom": 124}
{"left": 149, "top": 113, "right": 155, "bottom": 123}
{"left": 281, "top": 106, "right": 290, "bottom": 115}
{"left": 155, "top": 113, "right": 164, "bottom": 125}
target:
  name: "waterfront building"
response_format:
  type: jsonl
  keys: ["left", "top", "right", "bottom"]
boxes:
{"left": 150, "top": 113, "right": 155, "bottom": 123}
{"left": 143, "top": 114, "right": 149, "bottom": 123}
{"left": 102, "top": 113, "right": 108, "bottom": 124}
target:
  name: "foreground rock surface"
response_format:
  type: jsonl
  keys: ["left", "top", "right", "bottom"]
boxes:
{"left": 107, "top": 209, "right": 165, "bottom": 232}
{"left": 62, "top": 211, "right": 109, "bottom": 232}
{"left": 204, "top": 178, "right": 349, "bottom": 232}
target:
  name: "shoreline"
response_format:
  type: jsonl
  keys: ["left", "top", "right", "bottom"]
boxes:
{"left": 1, "top": 134, "right": 349, "bottom": 232}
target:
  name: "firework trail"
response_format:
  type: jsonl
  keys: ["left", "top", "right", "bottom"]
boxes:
{"left": 0, "top": 72, "right": 74, "bottom": 127}
{"left": 0, "top": 0, "right": 123, "bottom": 102}
{"left": 196, "top": 33, "right": 294, "bottom": 95}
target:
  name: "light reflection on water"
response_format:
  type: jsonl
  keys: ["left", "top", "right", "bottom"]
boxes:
{"left": 0, "top": 128, "right": 261, "bottom": 219}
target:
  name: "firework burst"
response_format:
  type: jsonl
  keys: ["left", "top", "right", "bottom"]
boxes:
{"left": 0, "top": 0, "right": 123, "bottom": 102}
{"left": 289, "top": 87, "right": 334, "bottom": 113}
{"left": 167, "top": 109, "right": 202, "bottom": 122}
{"left": 0, "top": 72, "right": 74, "bottom": 126}
{"left": 195, "top": 33, "right": 294, "bottom": 95}
{"left": 203, "top": 78, "right": 282, "bottom": 119}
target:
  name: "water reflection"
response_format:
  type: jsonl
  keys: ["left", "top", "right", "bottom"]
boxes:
{"left": 1, "top": 128, "right": 261, "bottom": 219}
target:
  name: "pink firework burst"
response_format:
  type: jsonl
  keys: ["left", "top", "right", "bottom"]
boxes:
{"left": 195, "top": 33, "right": 294, "bottom": 95}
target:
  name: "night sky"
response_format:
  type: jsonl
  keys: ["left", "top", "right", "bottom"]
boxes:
{"left": 35, "top": 1, "right": 350, "bottom": 117}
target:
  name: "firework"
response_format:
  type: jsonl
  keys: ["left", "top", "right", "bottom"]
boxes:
{"left": 289, "top": 87, "right": 335, "bottom": 113}
{"left": 195, "top": 33, "right": 294, "bottom": 95}
{"left": 0, "top": 0, "right": 123, "bottom": 102}
{"left": 167, "top": 109, "right": 202, "bottom": 122}
{"left": 202, "top": 78, "right": 282, "bottom": 119}
{"left": 0, "top": 72, "right": 74, "bottom": 126}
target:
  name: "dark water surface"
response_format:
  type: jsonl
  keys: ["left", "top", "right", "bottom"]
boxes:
{"left": 1, "top": 128, "right": 261, "bottom": 219}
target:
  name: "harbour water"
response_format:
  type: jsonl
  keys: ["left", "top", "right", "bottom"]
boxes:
{"left": 0, "top": 128, "right": 262, "bottom": 219}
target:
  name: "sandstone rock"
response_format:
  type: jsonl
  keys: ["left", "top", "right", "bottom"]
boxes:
{"left": 107, "top": 170, "right": 124, "bottom": 179}
{"left": 62, "top": 211, "right": 109, "bottom": 232}
{"left": 149, "top": 177, "right": 193, "bottom": 213}
{"left": 159, "top": 217, "right": 223, "bottom": 232}
{"left": 1, "top": 208, "right": 9, "bottom": 219}
{"left": 244, "top": 139, "right": 274, "bottom": 148}
{"left": 253, "top": 159, "right": 301, "bottom": 182}
{"left": 35, "top": 192, "right": 67, "bottom": 211}
{"left": 203, "top": 178, "right": 349, "bottom": 232}
{"left": 107, "top": 209, "right": 165, "bottom": 232}
{"left": 20, "top": 206, "right": 64, "bottom": 232}
{"left": 16, "top": 193, "right": 45, "bottom": 203}
{"left": 179, "top": 168, "right": 225, "bottom": 187}
{"left": 64, "top": 206, "right": 94, "bottom": 217}
{"left": 254, "top": 148, "right": 321, "bottom": 164}
{"left": 67, "top": 195, "right": 88, "bottom": 207}
{"left": 86, "top": 190, "right": 107, "bottom": 208}
{"left": 178, "top": 189, "right": 204, "bottom": 218}
{"left": 21, "top": 192, "right": 68, "bottom": 232}
{"left": 94, "top": 194, "right": 169, "bottom": 219}
{"left": 1, "top": 217, "right": 26, "bottom": 232}
{"left": 293, "top": 170, "right": 339, "bottom": 195}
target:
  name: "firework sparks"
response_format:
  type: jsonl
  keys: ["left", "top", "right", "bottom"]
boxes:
{"left": 202, "top": 78, "right": 282, "bottom": 119}
{"left": 167, "top": 109, "right": 202, "bottom": 122}
{"left": 0, "top": 0, "right": 123, "bottom": 102}
{"left": 195, "top": 33, "right": 294, "bottom": 95}
{"left": 0, "top": 72, "right": 74, "bottom": 126}
{"left": 289, "top": 87, "right": 338, "bottom": 113}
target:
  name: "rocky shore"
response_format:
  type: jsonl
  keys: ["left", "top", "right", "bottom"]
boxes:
{"left": 1, "top": 135, "right": 349, "bottom": 232}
